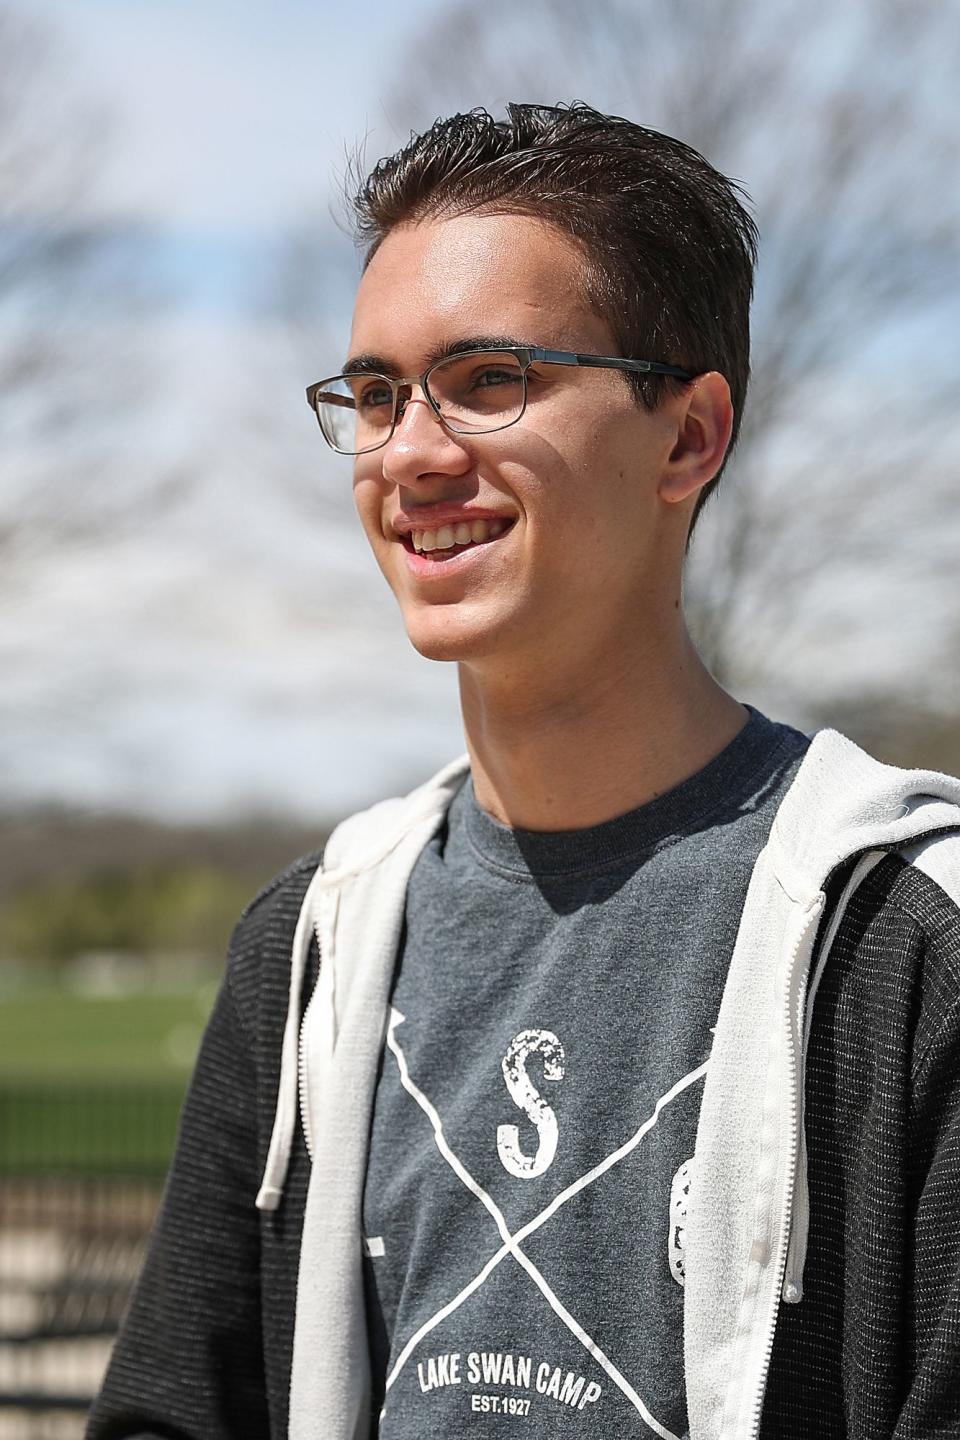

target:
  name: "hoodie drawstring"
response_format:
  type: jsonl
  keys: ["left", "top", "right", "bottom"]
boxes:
{"left": 256, "top": 862, "right": 330, "bottom": 1211}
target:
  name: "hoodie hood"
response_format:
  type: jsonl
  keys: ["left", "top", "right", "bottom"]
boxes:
{"left": 768, "top": 727, "right": 960, "bottom": 898}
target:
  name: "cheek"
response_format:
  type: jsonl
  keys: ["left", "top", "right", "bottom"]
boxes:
{"left": 538, "top": 437, "right": 650, "bottom": 577}
{"left": 352, "top": 475, "right": 385, "bottom": 546}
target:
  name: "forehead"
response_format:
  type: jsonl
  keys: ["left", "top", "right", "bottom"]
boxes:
{"left": 348, "top": 212, "right": 613, "bottom": 365}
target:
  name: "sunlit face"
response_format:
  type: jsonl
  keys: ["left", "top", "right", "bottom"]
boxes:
{"left": 348, "top": 212, "right": 682, "bottom": 669}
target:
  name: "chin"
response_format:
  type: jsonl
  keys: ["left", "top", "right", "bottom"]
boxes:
{"left": 402, "top": 606, "right": 502, "bottom": 664}
{"left": 405, "top": 626, "right": 487, "bottom": 664}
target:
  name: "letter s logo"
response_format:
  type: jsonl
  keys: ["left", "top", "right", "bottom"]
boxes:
{"left": 497, "top": 1029, "right": 565, "bottom": 1178}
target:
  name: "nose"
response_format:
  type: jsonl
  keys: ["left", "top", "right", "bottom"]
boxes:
{"left": 380, "top": 392, "right": 470, "bottom": 488}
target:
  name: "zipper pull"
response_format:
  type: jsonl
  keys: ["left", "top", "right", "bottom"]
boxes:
{"left": 782, "top": 1129, "right": 809, "bottom": 1304}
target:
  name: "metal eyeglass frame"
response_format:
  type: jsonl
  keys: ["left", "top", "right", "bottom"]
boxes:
{"left": 305, "top": 345, "right": 698, "bottom": 455}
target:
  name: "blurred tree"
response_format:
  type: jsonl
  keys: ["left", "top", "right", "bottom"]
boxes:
{"left": 824, "top": 694, "right": 960, "bottom": 776}
{"left": 289, "top": 0, "right": 960, "bottom": 715}
{"left": 0, "top": 4, "right": 179, "bottom": 569}
{"left": 0, "top": 863, "right": 253, "bottom": 969}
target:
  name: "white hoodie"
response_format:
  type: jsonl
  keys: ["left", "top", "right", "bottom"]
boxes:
{"left": 255, "top": 728, "right": 960, "bottom": 1440}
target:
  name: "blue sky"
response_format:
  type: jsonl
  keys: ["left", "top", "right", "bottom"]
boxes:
{"left": 37, "top": 0, "right": 440, "bottom": 227}
{"left": 30, "top": 0, "right": 446, "bottom": 322}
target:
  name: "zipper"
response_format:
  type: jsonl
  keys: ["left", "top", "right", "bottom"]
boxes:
{"left": 744, "top": 893, "right": 824, "bottom": 1440}
{"left": 297, "top": 887, "right": 338, "bottom": 1163}
{"left": 298, "top": 979, "right": 317, "bottom": 1161}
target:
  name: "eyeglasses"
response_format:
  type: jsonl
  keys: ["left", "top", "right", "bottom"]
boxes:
{"left": 305, "top": 345, "right": 697, "bottom": 456}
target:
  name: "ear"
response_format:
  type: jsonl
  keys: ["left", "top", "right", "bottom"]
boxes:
{"left": 657, "top": 372, "right": 734, "bottom": 505}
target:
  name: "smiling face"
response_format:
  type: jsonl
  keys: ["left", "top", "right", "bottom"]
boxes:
{"left": 348, "top": 211, "right": 690, "bottom": 673}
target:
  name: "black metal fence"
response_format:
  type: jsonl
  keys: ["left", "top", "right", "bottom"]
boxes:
{"left": 0, "top": 1083, "right": 185, "bottom": 1439}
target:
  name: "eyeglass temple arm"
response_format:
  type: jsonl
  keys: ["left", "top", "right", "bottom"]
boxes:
{"left": 531, "top": 347, "right": 695, "bottom": 382}
{"left": 307, "top": 389, "right": 356, "bottom": 410}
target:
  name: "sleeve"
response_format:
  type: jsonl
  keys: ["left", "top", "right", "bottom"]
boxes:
{"left": 892, "top": 976, "right": 960, "bottom": 1437}
{"left": 762, "top": 860, "right": 960, "bottom": 1439}
{"left": 85, "top": 964, "right": 269, "bottom": 1440}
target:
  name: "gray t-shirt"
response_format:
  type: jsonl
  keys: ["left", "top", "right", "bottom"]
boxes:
{"left": 362, "top": 707, "right": 809, "bottom": 1439}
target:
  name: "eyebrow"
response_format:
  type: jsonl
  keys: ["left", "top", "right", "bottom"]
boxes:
{"left": 340, "top": 334, "right": 536, "bottom": 376}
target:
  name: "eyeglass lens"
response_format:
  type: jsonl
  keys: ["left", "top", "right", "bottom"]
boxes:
{"left": 313, "top": 351, "right": 527, "bottom": 454}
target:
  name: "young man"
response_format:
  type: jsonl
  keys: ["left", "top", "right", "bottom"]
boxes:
{"left": 88, "top": 103, "right": 960, "bottom": 1440}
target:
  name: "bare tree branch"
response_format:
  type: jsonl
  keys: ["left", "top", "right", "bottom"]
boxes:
{"left": 0, "top": 4, "right": 164, "bottom": 569}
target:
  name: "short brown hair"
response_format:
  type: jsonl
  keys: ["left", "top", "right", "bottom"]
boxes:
{"left": 350, "top": 102, "right": 758, "bottom": 534}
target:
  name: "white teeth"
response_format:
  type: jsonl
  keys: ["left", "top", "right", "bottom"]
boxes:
{"left": 408, "top": 517, "right": 511, "bottom": 553}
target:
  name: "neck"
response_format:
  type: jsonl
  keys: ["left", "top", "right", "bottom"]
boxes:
{"left": 458, "top": 619, "right": 748, "bottom": 831}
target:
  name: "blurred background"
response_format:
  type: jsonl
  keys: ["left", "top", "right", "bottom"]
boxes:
{"left": 1, "top": 0, "right": 958, "bottom": 1431}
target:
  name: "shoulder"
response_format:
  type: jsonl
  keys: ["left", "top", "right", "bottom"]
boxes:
{"left": 232, "top": 849, "right": 326, "bottom": 943}
{"left": 224, "top": 849, "right": 325, "bottom": 1040}
{"left": 899, "top": 829, "right": 960, "bottom": 913}
{"left": 860, "top": 833, "right": 960, "bottom": 944}
{"left": 886, "top": 838, "right": 960, "bottom": 1069}
{"left": 832, "top": 842, "right": 960, "bottom": 1081}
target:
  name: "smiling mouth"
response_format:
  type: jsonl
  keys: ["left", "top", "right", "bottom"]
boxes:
{"left": 400, "top": 516, "right": 516, "bottom": 560}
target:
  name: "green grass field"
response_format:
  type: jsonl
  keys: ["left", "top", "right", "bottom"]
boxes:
{"left": 0, "top": 983, "right": 218, "bottom": 1079}
{"left": 0, "top": 982, "right": 219, "bottom": 1176}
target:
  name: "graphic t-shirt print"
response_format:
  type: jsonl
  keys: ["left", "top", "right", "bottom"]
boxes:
{"left": 366, "top": 1006, "right": 708, "bottom": 1438}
